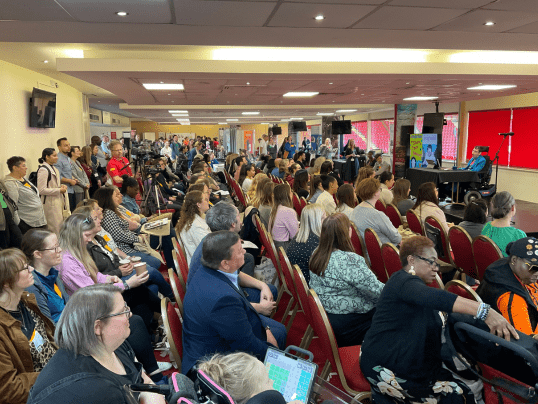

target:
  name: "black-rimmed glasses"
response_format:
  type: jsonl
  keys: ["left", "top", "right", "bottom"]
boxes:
{"left": 414, "top": 255, "right": 440, "bottom": 269}
{"left": 39, "top": 245, "right": 61, "bottom": 253}
{"left": 97, "top": 304, "right": 131, "bottom": 320}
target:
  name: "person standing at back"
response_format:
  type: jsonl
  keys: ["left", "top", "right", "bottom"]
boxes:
{"left": 55, "top": 138, "right": 77, "bottom": 212}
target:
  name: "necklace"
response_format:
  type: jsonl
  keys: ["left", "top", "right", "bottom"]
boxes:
{"left": 363, "top": 200, "right": 376, "bottom": 209}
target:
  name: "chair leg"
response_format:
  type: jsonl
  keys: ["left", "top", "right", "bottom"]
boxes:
{"left": 285, "top": 303, "right": 299, "bottom": 333}
{"left": 319, "top": 360, "right": 332, "bottom": 380}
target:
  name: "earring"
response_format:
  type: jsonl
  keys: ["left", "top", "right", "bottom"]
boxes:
{"left": 409, "top": 266, "right": 416, "bottom": 276}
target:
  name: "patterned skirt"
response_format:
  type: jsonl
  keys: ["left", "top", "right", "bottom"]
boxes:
{"left": 363, "top": 366, "right": 475, "bottom": 404}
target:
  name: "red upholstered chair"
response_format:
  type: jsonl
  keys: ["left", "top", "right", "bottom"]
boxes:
{"left": 425, "top": 215, "right": 453, "bottom": 265}
{"left": 363, "top": 228, "right": 388, "bottom": 283}
{"left": 449, "top": 226, "right": 480, "bottom": 281}
{"left": 291, "top": 265, "right": 314, "bottom": 349}
{"left": 385, "top": 203, "right": 403, "bottom": 229}
{"left": 445, "top": 280, "right": 482, "bottom": 302}
{"left": 406, "top": 208, "right": 424, "bottom": 236}
{"left": 276, "top": 247, "right": 298, "bottom": 331}
{"left": 307, "top": 289, "right": 371, "bottom": 401}
{"left": 473, "top": 235, "right": 503, "bottom": 281}
{"left": 381, "top": 243, "right": 402, "bottom": 279}
{"left": 230, "top": 178, "right": 248, "bottom": 208}
{"left": 161, "top": 297, "right": 182, "bottom": 371}
{"left": 375, "top": 199, "right": 386, "bottom": 213}
{"left": 172, "top": 248, "right": 189, "bottom": 290}
{"left": 300, "top": 197, "right": 308, "bottom": 211}
{"left": 292, "top": 192, "right": 303, "bottom": 217}
{"left": 350, "top": 223, "right": 369, "bottom": 266}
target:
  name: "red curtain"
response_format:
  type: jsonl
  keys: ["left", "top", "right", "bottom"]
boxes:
{"left": 467, "top": 110, "right": 511, "bottom": 166}
{"left": 511, "top": 107, "right": 538, "bottom": 169}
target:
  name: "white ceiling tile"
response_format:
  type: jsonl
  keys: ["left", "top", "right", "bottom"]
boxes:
{"left": 508, "top": 20, "right": 538, "bottom": 33}
{"left": 284, "top": 0, "right": 385, "bottom": 4}
{"left": 353, "top": 6, "right": 468, "bottom": 30}
{"left": 174, "top": 0, "right": 277, "bottom": 26}
{"left": 432, "top": 9, "right": 538, "bottom": 32}
{"left": 387, "top": 0, "right": 490, "bottom": 9}
{"left": 483, "top": 0, "right": 538, "bottom": 13}
{"left": 267, "top": 3, "right": 377, "bottom": 28}
{"left": 0, "top": 0, "right": 75, "bottom": 21}
{"left": 57, "top": 0, "right": 172, "bottom": 23}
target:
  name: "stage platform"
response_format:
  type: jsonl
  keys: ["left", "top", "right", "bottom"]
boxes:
{"left": 442, "top": 199, "right": 538, "bottom": 238}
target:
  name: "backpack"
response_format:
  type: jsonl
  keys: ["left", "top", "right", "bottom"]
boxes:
{"left": 29, "top": 165, "right": 53, "bottom": 203}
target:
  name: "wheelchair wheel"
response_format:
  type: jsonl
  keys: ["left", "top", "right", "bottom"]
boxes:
{"left": 464, "top": 190, "right": 482, "bottom": 205}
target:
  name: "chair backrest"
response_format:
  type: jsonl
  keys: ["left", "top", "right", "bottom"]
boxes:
{"left": 292, "top": 264, "right": 311, "bottom": 318}
{"left": 307, "top": 289, "right": 370, "bottom": 395}
{"left": 278, "top": 247, "right": 298, "bottom": 299}
{"left": 472, "top": 235, "right": 503, "bottom": 281}
{"left": 161, "top": 297, "right": 183, "bottom": 371}
{"left": 363, "top": 228, "right": 388, "bottom": 283}
{"left": 254, "top": 215, "right": 285, "bottom": 286}
{"left": 374, "top": 199, "right": 386, "bottom": 213}
{"left": 385, "top": 203, "right": 403, "bottom": 229}
{"left": 168, "top": 268, "right": 186, "bottom": 312}
{"left": 350, "top": 223, "right": 368, "bottom": 265}
{"left": 448, "top": 226, "right": 479, "bottom": 280}
{"left": 230, "top": 178, "right": 248, "bottom": 208}
{"left": 381, "top": 243, "right": 402, "bottom": 279}
{"left": 424, "top": 215, "right": 452, "bottom": 264}
{"left": 445, "top": 279, "right": 482, "bottom": 302}
{"left": 172, "top": 249, "right": 189, "bottom": 289}
{"left": 292, "top": 192, "right": 303, "bottom": 217}
{"left": 406, "top": 208, "right": 424, "bottom": 235}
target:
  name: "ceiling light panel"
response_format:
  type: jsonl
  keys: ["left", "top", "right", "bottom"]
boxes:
{"left": 467, "top": 84, "right": 517, "bottom": 90}
{"left": 143, "top": 83, "right": 184, "bottom": 90}
{"left": 169, "top": 110, "right": 188, "bottom": 113}
{"left": 283, "top": 92, "right": 319, "bottom": 97}
{"left": 403, "top": 96, "right": 439, "bottom": 101}
{"left": 242, "top": 112, "right": 260, "bottom": 115}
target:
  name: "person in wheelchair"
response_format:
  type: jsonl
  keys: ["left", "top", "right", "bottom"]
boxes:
{"left": 460, "top": 146, "right": 487, "bottom": 172}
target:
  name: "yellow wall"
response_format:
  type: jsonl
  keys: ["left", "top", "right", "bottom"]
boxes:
{"left": 130, "top": 121, "right": 220, "bottom": 139}
{"left": 0, "top": 60, "right": 86, "bottom": 178}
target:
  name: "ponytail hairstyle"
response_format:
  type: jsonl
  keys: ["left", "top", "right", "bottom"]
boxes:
{"left": 39, "top": 148, "right": 56, "bottom": 164}
{"left": 490, "top": 191, "right": 515, "bottom": 219}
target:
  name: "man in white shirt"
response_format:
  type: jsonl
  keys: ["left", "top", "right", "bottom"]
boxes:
{"left": 259, "top": 134, "right": 268, "bottom": 155}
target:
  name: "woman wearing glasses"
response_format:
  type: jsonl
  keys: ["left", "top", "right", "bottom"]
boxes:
{"left": 360, "top": 236, "right": 517, "bottom": 404}
{"left": 0, "top": 248, "right": 57, "bottom": 404}
{"left": 477, "top": 237, "right": 538, "bottom": 337}
{"left": 27, "top": 284, "right": 166, "bottom": 404}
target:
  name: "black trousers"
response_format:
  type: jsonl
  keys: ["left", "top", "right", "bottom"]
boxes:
{"left": 327, "top": 308, "right": 376, "bottom": 347}
{"left": 0, "top": 207, "right": 22, "bottom": 249}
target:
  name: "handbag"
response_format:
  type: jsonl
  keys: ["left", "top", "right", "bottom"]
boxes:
{"left": 62, "top": 192, "right": 71, "bottom": 220}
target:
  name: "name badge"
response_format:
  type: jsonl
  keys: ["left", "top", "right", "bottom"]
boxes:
{"left": 30, "top": 330, "right": 45, "bottom": 352}
{"left": 24, "top": 183, "right": 32, "bottom": 188}
{"left": 103, "top": 234, "right": 111, "bottom": 242}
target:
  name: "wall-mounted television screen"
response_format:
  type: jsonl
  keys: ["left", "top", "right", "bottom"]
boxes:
{"left": 291, "top": 121, "right": 307, "bottom": 131}
{"left": 272, "top": 126, "right": 282, "bottom": 135}
{"left": 332, "top": 120, "right": 351, "bottom": 134}
{"left": 30, "top": 88, "right": 56, "bottom": 128}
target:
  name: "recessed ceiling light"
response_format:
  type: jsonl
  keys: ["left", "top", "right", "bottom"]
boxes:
{"left": 43, "top": 60, "right": 49, "bottom": 64}
{"left": 314, "top": 15, "right": 325, "bottom": 20}
{"left": 316, "top": 112, "right": 333, "bottom": 116}
{"left": 227, "top": 119, "right": 238, "bottom": 122}
{"left": 361, "top": 94, "right": 364, "bottom": 96}
{"left": 281, "top": 119, "right": 290, "bottom": 122}
{"left": 246, "top": 82, "right": 250, "bottom": 85}
{"left": 467, "top": 84, "right": 517, "bottom": 90}
{"left": 484, "top": 21, "right": 495, "bottom": 26}
{"left": 115, "top": 11, "right": 128, "bottom": 16}
{"left": 142, "top": 83, "right": 184, "bottom": 90}
{"left": 290, "top": 117, "right": 303, "bottom": 120}
{"left": 403, "top": 96, "right": 439, "bottom": 101}
{"left": 172, "top": 114, "right": 189, "bottom": 117}
{"left": 329, "top": 82, "right": 333, "bottom": 85}
{"left": 176, "top": 119, "right": 190, "bottom": 121}
{"left": 336, "top": 109, "right": 357, "bottom": 113}
{"left": 261, "top": 122, "right": 270, "bottom": 124}
{"left": 283, "top": 92, "right": 319, "bottom": 97}
{"left": 406, "top": 82, "right": 410, "bottom": 85}
{"left": 218, "top": 122, "right": 228, "bottom": 125}
{"left": 242, "top": 112, "right": 260, "bottom": 115}
{"left": 169, "top": 110, "right": 188, "bottom": 113}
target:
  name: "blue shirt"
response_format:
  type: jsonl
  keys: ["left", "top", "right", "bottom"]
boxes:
{"left": 284, "top": 142, "right": 296, "bottom": 158}
{"left": 33, "top": 268, "right": 66, "bottom": 323}
{"left": 461, "top": 155, "right": 486, "bottom": 172}
{"left": 101, "top": 142, "right": 110, "bottom": 155}
{"left": 187, "top": 236, "right": 206, "bottom": 286}
{"left": 121, "top": 194, "right": 140, "bottom": 214}
{"left": 171, "top": 142, "right": 180, "bottom": 160}
{"left": 271, "top": 167, "right": 285, "bottom": 178}
{"left": 55, "top": 152, "right": 73, "bottom": 193}
{"left": 218, "top": 269, "right": 240, "bottom": 289}
{"left": 188, "top": 148, "right": 198, "bottom": 168}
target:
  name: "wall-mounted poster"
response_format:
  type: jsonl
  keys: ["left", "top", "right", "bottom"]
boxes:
{"left": 410, "top": 134, "right": 423, "bottom": 168}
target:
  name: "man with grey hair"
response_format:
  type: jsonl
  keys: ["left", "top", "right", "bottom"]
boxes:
{"left": 182, "top": 231, "right": 285, "bottom": 376}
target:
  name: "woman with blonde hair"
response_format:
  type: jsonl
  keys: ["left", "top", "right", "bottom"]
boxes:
{"left": 310, "top": 213, "right": 383, "bottom": 346}
{"left": 275, "top": 158, "right": 290, "bottom": 179}
{"left": 175, "top": 190, "right": 210, "bottom": 264}
{"left": 311, "top": 156, "right": 326, "bottom": 175}
{"left": 286, "top": 204, "right": 325, "bottom": 283}
{"left": 269, "top": 183, "right": 298, "bottom": 251}
{"left": 257, "top": 181, "right": 275, "bottom": 228}
{"left": 249, "top": 175, "right": 270, "bottom": 208}
{"left": 354, "top": 166, "right": 375, "bottom": 197}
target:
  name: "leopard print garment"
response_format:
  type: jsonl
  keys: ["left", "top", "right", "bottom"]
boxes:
{"left": 27, "top": 307, "right": 57, "bottom": 371}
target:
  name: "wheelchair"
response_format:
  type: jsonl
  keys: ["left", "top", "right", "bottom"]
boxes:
{"left": 462, "top": 146, "right": 497, "bottom": 205}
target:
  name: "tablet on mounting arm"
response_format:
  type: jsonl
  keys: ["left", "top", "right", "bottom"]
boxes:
{"left": 264, "top": 346, "right": 318, "bottom": 404}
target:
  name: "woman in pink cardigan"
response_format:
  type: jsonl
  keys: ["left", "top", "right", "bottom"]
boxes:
{"left": 413, "top": 182, "right": 453, "bottom": 233}
{"left": 269, "top": 183, "right": 299, "bottom": 252}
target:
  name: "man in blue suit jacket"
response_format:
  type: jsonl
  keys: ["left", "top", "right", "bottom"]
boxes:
{"left": 182, "top": 231, "right": 283, "bottom": 375}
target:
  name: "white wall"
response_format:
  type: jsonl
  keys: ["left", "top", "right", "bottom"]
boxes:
{"left": 0, "top": 60, "right": 86, "bottom": 178}
{"left": 90, "top": 125, "right": 131, "bottom": 140}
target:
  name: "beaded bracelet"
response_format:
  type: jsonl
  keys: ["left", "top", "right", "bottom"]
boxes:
{"left": 474, "top": 303, "right": 491, "bottom": 321}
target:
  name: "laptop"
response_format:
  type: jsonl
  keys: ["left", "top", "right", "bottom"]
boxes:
{"left": 264, "top": 347, "right": 318, "bottom": 403}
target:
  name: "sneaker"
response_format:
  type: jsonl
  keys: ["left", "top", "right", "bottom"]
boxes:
{"left": 157, "top": 361, "right": 173, "bottom": 372}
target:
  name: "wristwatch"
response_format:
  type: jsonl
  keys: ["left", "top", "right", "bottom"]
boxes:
{"left": 265, "top": 326, "right": 271, "bottom": 331}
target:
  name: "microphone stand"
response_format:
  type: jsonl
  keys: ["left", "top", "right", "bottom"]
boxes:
{"left": 492, "top": 134, "right": 509, "bottom": 190}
